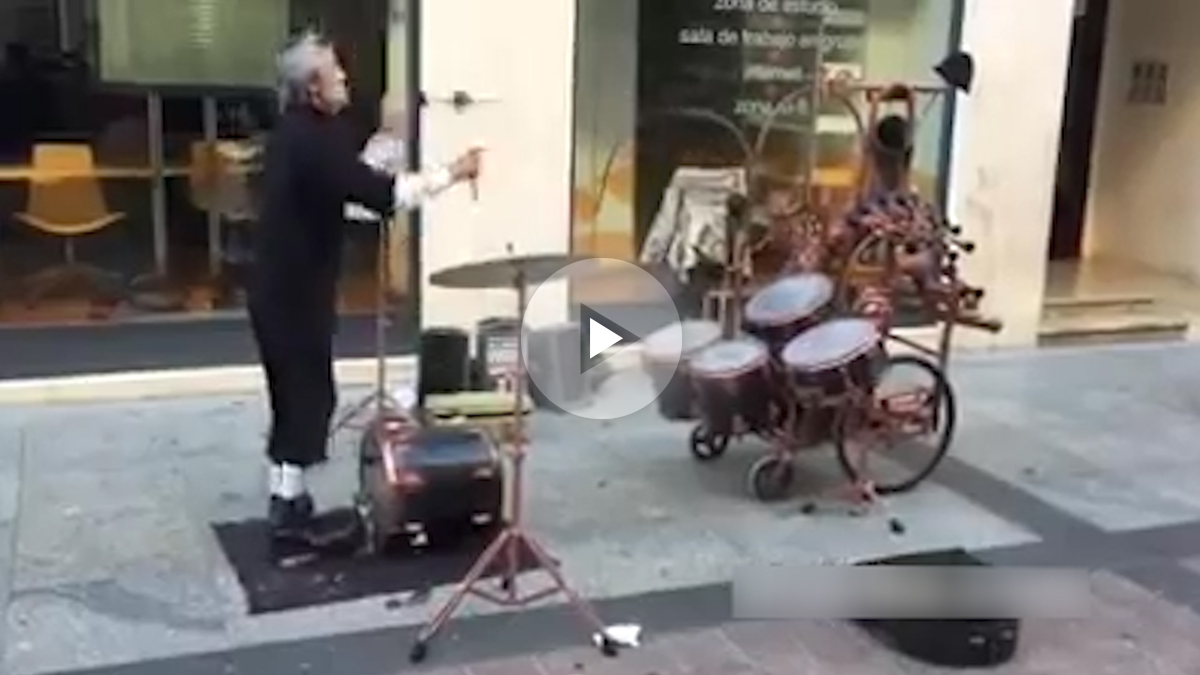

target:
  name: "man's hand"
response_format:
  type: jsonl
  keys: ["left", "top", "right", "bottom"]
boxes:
{"left": 449, "top": 147, "right": 483, "bottom": 183}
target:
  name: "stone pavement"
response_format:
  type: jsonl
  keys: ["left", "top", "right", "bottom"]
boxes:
{"left": 453, "top": 572, "right": 1200, "bottom": 675}
{"left": 4, "top": 340, "right": 1200, "bottom": 674}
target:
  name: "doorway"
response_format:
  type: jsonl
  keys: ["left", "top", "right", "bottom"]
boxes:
{"left": 1047, "top": 0, "right": 1109, "bottom": 261}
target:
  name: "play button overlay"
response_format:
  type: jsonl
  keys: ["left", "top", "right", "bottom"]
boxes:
{"left": 580, "top": 304, "right": 639, "bottom": 373}
{"left": 522, "top": 258, "right": 682, "bottom": 420}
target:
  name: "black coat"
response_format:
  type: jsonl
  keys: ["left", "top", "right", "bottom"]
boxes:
{"left": 249, "top": 106, "right": 395, "bottom": 342}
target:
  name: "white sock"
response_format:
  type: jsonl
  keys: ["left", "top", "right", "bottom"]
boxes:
{"left": 278, "top": 464, "right": 307, "bottom": 500}
{"left": 268, "top": 464, "right": 283, "bottom": 496}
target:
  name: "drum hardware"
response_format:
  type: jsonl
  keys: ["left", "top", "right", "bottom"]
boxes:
{"left": 331, "top": 215, "right": 405, "bottom": 438}
{"left": 686, "top": 312, "right": 957, "bottom": 530}
{"left": 719, "top": 194, "right": 753, "bottom": 337}
{"left": 408, "top": 249, "right": 617, "bottom": 664}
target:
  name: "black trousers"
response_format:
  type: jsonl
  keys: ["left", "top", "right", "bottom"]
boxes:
{"left": 250, "top": 302, "right": 337, "bottom": 468}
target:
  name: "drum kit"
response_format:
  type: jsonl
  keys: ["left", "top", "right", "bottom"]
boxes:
{"left": 635, "top": 51, "right": 1001, "bottom": 520}
{"left": 669, "top": 270, "right": 958, "bottom": 516}
{"left": 339, "top": 49, "right": 1001, "bottom": 662}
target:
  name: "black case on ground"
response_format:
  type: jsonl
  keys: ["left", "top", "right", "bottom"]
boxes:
{"left": 360, "top": 422, "right": 503, "bottom": 549}
{"left": 853, "top": 548, "right": 1020, "bottom": 668}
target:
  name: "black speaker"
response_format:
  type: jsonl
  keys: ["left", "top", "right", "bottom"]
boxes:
{"left": 853, "top": 548, "right": 1020, "bottom": 668}
{"left": 418, "top": 327, "right": 470, "bottom": 402}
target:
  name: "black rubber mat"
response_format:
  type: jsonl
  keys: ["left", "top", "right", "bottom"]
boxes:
{"left": 213, "top": 509, "right": 536, "bottom": 614}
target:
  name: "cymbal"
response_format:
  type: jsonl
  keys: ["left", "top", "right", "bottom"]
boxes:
{"left": 430, "top": 254, "right": 600, "bottom": 289}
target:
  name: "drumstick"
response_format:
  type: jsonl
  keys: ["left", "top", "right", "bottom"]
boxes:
{"left": 468, "top": 142, "right": 485, "bottom": 212}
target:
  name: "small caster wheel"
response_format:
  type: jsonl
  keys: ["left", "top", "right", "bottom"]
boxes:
{"left": 888, "top": 518, "right": 905, "bottom": 535}
{"left": 409, "top": 640, "right": 428, "bottom": 663}
{"left": 747, "top": 455, "right": 794, "bottom": 502}
{"left": 689, "top": 425, "right": 729, "bottom": 462}
{"left": 598, "top": 636, "right": 620, "bottom": 657}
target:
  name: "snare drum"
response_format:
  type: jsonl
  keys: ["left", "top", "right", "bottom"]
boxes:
{"left": 781, "top": 318, "right": 885, "bottom": 396}
{"left": 689, "top": 336, "right": 775, "bottom": 436}
{"left": 743, "top": 273, "right": 835, "bottom": 350}
{"left": 642, "top": 319, "right": 723, "bottom": 420}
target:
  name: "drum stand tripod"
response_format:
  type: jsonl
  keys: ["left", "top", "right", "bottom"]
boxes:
{"left": 409, "top": 263, "right": 617, "bottom": 663}
{"left": 330, "top": 216, "right": 401, "bottom": 437}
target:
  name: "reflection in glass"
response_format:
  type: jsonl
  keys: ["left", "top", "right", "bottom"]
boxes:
{"left": 571, "top": 0, "right": 959, "bottom": 266}
{"left": 0, "top": 0, "right": 400, "bottom": 329}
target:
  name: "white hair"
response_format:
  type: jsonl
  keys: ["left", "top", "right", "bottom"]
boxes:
{"left": 276, "top": 30, "right": 331, "bottom": 110}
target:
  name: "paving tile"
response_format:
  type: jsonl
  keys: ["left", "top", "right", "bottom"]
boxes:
{"left": 718, "top": 622, "right": 810, "bottom": 673}
{"left": 1083, "top": 573, "right": 1200, "bottom": 673}
{"left": 465, "top": 655, "right": 547, "bottom": 675}
{"left": 792, "top": 621, "right": 905, "bottom": 673}
{"left": 0, "top": 428, "right": 20, "bottom": 524}
{"left": 536, "top": 642, "right": 679, "bottom": 675}
{"left": 656, "top": 628, "right": 753, "bottom": 673}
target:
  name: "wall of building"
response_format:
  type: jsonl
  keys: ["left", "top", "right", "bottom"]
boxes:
{"left": 946, "top": 0, "right": 1075, "bottom": 346}
{"left": 1084, "top": 0, "right": 1200, "bottom": 281}
{"left": 417, "top": 0, "right": 575, "bottom": 334}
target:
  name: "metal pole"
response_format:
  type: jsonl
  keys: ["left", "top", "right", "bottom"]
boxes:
{"left": 202, "top": 95, "right": 221, "bottom": 276}
{"left": 56, "top": 0, "right": 70, "bottom": 51}
{"left": 147, "top": 92, "right": 168, "bottom": 275}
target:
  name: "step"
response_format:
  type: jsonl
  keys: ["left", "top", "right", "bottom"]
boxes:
{"left": 1042, "top": 293, "right": 1158, "bottom": 316}
{"left": 1038, "top": 311, "right": 1189, "bottom": 347}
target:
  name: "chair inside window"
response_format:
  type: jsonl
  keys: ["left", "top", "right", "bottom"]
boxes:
{"left": 13, "top": 143, "right": 125, "bottom": 307}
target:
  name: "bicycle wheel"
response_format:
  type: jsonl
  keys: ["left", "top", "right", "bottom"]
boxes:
{"left": 834, "top": 354, "right": 956, "bottom": 494}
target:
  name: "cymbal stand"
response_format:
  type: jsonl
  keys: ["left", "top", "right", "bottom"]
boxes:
{"left": 409, "top": 264, "right": 616, "bottom": 664}
{"left": 330, "top": 216, "right": 399, "bottom": 437}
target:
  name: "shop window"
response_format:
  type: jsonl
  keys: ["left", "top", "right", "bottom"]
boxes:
{"left": 572, "top": 0, "right": 959, "bottom": 267}
{"left": 0, "top": 0, "right": 403, "bottom": 336}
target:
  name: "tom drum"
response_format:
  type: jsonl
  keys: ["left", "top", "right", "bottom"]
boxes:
{"left": 689, "top": 336, "right": 775, "bottom": 436}
{"left": 780, "top": 318, "right": 886, "bottom": 397}
{"left": 743, "top": 273, "right": 835, "bottom": 351}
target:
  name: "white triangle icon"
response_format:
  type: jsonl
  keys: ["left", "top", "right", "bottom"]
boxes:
{"left": 588, "top": 319, "right": 623, "bottom": 358}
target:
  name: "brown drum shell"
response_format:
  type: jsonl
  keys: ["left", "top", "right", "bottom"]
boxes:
{"left": 692, "top": 364, "right": 776, "bottom": 436}
{"left": 745, "top": 306, "right": 832, "bottom": 353}
{"left": 789, "top": 345, "right": 887, "bottom": 397}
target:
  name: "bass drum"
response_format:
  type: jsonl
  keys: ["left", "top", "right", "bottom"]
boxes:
{"left": 357, "top": 416, "right": 503, "bottom": 554}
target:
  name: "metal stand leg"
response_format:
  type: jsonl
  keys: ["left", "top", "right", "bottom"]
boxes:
{"left": 408, "top": 522, "right": 616, "bottom": 663}
{"left": 330, "top": 218, "right": 398, "bottom": 438}
{"left": 409, "top": 264, "right": 615, "bottom": 664}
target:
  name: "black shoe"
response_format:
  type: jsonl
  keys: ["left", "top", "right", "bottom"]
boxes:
{"left": 269, "top": 494, "right": 315, "bottom": 540}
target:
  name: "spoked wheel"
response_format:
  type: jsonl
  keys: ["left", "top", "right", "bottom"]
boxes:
{"left": 689, "top": 424, "right": 729, "bottom": 461}
{"left": 747, "top": 454, "right": 795, "bottom": 502}
{"left": 834, "top": 354, "right": 956, "bottom": 495}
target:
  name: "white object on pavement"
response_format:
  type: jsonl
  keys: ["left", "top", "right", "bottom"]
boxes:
{"left": 593, "top": 623, "right": 642, "bottom": 649}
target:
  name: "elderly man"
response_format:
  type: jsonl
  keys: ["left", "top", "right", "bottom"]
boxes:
{"left": 250, "top": 31, "right": 481, "bottom": 540}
